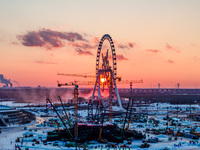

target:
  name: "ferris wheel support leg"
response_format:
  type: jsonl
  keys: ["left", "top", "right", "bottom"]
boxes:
{"left": 112, "top": 72, "right": 122, "bottom": 109}
{"left": 115, "top": 84, "right": 122, "bottom": 109}
{"left": 91, "top": 79, "right": 97, "bottom": 103}
{"left": 98, "top": 73, "right": 101, "bottom": 100}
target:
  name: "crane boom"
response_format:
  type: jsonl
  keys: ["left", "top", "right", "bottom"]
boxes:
{"left": 58, "top": 79, "right": 143, "bottom": 87}
{"left": 57, "top": 73, "right": 96, "bottom": 78}
{"left": 58, "top": 96, "right": 71, "bottom": 127}
{"left": 46, "top": 98, "right": 73, "bottom": 138}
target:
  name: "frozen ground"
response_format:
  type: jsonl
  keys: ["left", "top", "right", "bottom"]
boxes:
{"left": 1, "top": 102, "right": 200, "bottom": 149}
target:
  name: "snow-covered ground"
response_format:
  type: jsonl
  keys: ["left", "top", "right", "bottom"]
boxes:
{"left": 1, "top": 102, "right": 200, "bottom": 149}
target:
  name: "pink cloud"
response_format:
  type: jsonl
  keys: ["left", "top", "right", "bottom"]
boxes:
{"left": 18, "top": 28, "right": 87, "bottom": 50}
{"left": 115, "top": 41, "right": 138, "bottom": 49}
{"left": 68, "top": 41, "right": 95, "bottom": 49}
{"left": 11, "top": 41, "right": 18, "bottom": 45}
{"left": 118, "top": 43, "right": 129, "bottom": 49}
{"left": 146, "top": 49, "right": 161, "bottom": 53}
{"left": 128, "top": 42, "right": 138, "bottom": 48}
{"left": 108, "top": 54, "right": 128, "bottom": 61}
{"left": 166, "top": 59, "right": 175, "bottom": 64}
{"left": 49, "top": 53, "right": 54, "bottom": 57}
{"left": 166, "top": 43, "right": 180, "bottom": 53}
{"left": 34, "top": 61, "right": 57, "bottom": 64}
{"left": 18, "top": 30, "right": 136, "bottom": 59}
{"left": 75, "top": 48, "right": 93, "bottom": 56}
{"left": 117, "top": 54, "right": 128, "bottom": 61}
{"left": 193, "top": 56, "right": 200, "bottom": 61}
{"left": 89, "top": 36, "right": 100, "bottom": 44}
{"left": 191, "top": 44, "right": 200, "bottom": 49}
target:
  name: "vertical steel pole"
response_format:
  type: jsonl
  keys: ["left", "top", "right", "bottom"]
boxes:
{"left": 74, "top": 86, "right": 79, "bottom": 144}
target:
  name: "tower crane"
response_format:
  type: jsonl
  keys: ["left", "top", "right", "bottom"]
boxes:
{"left": 57, "top": 73, "right": 96, "bottom": 78}
{"left": 57, "top": 72, "right": 122, "bottom": 81}
{"left": 57, "top": 79, "right": 143, "bottom": 124}
{"left": 57, "top": 81, "right": 79, "bottom": 143}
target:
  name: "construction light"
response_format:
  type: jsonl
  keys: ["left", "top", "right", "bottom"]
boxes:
{"left": 101, "top": 78, "right": 106, "bottom": 83}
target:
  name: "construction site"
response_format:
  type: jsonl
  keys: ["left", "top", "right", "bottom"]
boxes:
{"left": 1, "top": 34, "right": 200, "bottom": 150}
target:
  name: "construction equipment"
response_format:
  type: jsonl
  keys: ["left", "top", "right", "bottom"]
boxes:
{"left": 58, "top": 81, "right": 95, "bottom": 87}
{"left": 58, "top": 96, "right": 71, "bottom": 127}
{"left": 121, "top": 82, "right": 134, "bottom": 138}
{"left": 139, "top": 142, "right": 150, "bottom": 148}
{"left": 46, "top": 98, "right": 73, "bottom": 138}
{"left": 126, "top": 82, "right": 134, "bottom": 131}
{"left": 121, "top": 92, "right": 131, "bottom": 139}
{"left": 57, "top": 81, "right": 79, "bottom": 143}
{"left": 98, "top": 107, "right": 107, "bottom": 143}
{"left": 55, "top": 120, "right": 60, "bottom": 133}
{"left": 57, "top": 73, "right": 96, "bottom": 78}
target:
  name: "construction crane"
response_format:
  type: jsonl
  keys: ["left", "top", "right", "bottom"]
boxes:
{"left": 126, "top": 82, "right": 134, "bottom": 131}
{"left": 12, "top": 80, "right": 19, "bottom": 87}
{"left": 58, "top": 72, "right": 122, "bottom": 81}
{"left": 121, "top": 82, "right": 134, "bottom": 138}
{"left": 58, "top": 96, "right": 71, "bottom": 127}
{"left": 57, "top": 81, "right": 79, "bottom": 143}
{"left": 58, "top": 81, "right": 95, "bottom": 87}
{"left": 57, "top": 79, "right": 142, "bottom": 124}
{"left": 57, "top": 73, "right": 96, "bottom": 78}
{"left": 46, "top": 98, "right": 73, "bottom": 138}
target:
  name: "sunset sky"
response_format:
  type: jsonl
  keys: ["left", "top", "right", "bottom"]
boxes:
{"left": 0, "top": 0, "right": 200, "bottom": 88}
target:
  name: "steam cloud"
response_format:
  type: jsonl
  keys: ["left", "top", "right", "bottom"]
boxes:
{"left": 0, "top": 74, "right": 13, "bottom": 87}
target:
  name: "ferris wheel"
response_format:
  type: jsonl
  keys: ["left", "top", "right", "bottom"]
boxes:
{"left": 95, "top": 34, "right": 117, "bottom": 80}
{"left": 91, "top": 34, "right": 122, "bottom": 109}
